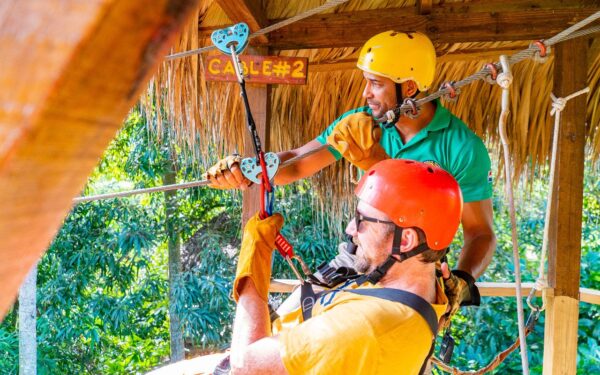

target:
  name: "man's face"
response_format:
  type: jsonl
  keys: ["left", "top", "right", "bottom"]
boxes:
{"left": 345, "top": 201, "right": 394, "bottom": 273}
{"left": 362, "top": 71, "right": 397, "bottom": 119}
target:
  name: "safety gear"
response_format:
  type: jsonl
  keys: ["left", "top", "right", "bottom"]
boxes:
{"left": 442, "top": 269, "right": 481, "bottom": 325}
{"left": 357, "top": 31, "right": 436, "bottom": 92}
{"left": 326, "top": 112, "right": 389, "bottom": 170}
{"left": 203, "top": 155, "right": 247, "bottom": 189}
{"left": 355, "top": 159, "right": 462, "bottom": 250}
{"left": 232, "top": 213, "right": 284, "bottom": 302}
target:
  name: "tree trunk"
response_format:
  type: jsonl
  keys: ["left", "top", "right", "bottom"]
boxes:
{"left": 164, "top": 161, "right": 185, "bottom": 362}
{"left": 18, "top": 263, "right": 37, "bottom": 375}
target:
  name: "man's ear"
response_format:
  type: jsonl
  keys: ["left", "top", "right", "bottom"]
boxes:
{"left": 400, "top": 228, "right": 420, "bottom": 253}
{"left": 402, "top": 80, "right": 419, "bottom": 98}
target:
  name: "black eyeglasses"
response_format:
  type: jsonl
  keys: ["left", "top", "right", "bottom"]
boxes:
{"left": 355, "top": 208, "right": 395, "bottom": 231}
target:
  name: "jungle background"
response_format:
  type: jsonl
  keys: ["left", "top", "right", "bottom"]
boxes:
{"left": 0, "top": 109, "right": 598, "bottom": 374}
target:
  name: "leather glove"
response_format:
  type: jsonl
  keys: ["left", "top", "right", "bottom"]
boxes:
{"left": 326, "top": 112, "right": 389, "bottom": 170}
{"left": 203, "top": 155, "right": 250, "bottom": 190}
{"left": 443, "top": 270, "right": 481, "bottom": 319}
{"left": 232, "top": 213, "right": 284, "bottom": 302}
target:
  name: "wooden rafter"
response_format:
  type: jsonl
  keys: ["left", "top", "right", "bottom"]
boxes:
{"left": 0, "top": 0, "right": 199, "bottom": 321}
{"left": 214, "top": 0, "right": 269, "bottom": 44}
{"left": 200, "top": 1, "right": 600, "bottom": 49}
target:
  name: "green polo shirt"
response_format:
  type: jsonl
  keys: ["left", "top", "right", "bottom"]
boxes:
{"left": 316, "top": 101, "right": 492, "bottom": 202}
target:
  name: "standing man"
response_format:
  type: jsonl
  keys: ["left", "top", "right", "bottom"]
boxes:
{"left": 206, "top": 31, "right": 496, "bottom": 312}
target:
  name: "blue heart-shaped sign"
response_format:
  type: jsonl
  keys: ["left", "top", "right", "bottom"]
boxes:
{"left": 211, "top": 23, "right": 250, "bottom": 55}
{"left": 240, "top": 152, "right": 280, "bottom": 184}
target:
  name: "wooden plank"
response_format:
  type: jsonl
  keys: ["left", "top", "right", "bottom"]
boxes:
{"left": 270, "top": 280, "right": 600, "bottom": 305}
{"left": 214, "top": 0, "right": 269, "bottom": 44}
{"left": 580, "top": 288, "right": 600, "bottom": 305}
{"left": 543, "top": 38, "right": 588, "bottom": 375}
{"left": 241, "top": 47, "right": 271, "bottom": 227}
{"left": 0, "top": 0, "right": 199, "bottom": 321}
{"left": 261, "top": 5, "right": 600, "bottom": 49}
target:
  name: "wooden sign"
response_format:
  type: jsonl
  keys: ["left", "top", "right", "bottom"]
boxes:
{"left": 205, "top": 55, "right": 308, "bottom": 85}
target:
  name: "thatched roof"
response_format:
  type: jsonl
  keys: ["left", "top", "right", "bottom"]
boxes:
{"left": 143, "top": 0, "right": 600, "bottom": 226}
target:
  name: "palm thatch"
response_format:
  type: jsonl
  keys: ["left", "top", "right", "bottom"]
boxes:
{"left": 142, "top": 0, "right": 600, "bottom": 229}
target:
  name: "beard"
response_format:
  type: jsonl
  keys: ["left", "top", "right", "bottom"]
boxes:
{"left": 354, "top": 254, "right": 371, "bottom": 274}
{"left": 353, "top": 238, "right": 374, "bottom": 274}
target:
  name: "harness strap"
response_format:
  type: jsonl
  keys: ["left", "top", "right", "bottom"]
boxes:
{"left": 347, "top": 288, "right": 438, "bottom": 335}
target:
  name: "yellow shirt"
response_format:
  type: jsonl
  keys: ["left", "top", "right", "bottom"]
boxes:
{"left": 278, "top": 282, "right": 447, "bottom": 375}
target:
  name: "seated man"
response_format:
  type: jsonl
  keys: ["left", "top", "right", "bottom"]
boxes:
{"left": 226, "top": 159, "right": 462, "bottom": 374}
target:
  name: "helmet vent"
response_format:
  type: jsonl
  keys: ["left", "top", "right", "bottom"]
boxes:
{"left": 368, "top": 170, "right": 376, "bottom": 176}
{"left": 367, "top": 47, "right": 372, "bottom": 53}
{"left": 427, "top": 167, "right": 434, "bottom": 173}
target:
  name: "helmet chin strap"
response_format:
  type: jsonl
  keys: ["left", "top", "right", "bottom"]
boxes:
{"left": 364, "top": 226, "right": 430, "bottom": 284}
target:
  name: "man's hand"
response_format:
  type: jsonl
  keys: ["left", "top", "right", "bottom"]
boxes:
{"left": 326, "top": 112, "right": 388, "bottom": 170}
{"left": 441, "top": 263, "right": 480, "bottom": 324}
{"left": 204, "top": 155, "right": 251, "bottom": 190}
{"left": 233, "top": 213, "right": 284, "bottom": 302}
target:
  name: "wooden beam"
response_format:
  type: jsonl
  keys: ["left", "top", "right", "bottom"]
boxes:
{"left": 543, "top": 38, "right": 588, "bottom": 375}
{"left": 249, "top": 3, "right": 599, "bottom": 49}
{"left": 241, "top": 47, "right": 271, "bottom": 227}
{"left": 0, "top": 0, "right": 199, "bottom": 321}
{"left": 214, "top": 0, "right": 269, "bottom": 44}
{"left": 308, "top": 47, "right": 527, "bottom": 72}
{"left": 270, "top": 280, "right": 600, "bottom": 304}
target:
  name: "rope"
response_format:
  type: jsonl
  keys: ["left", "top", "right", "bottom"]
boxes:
{"left": 526, "top": 87, "right": 590, "bottom": 311}
{"left": 496, "top": 55, "right": 530, "bottom": 375}
{"left": 165, "top": 0, "right": 350, "bottom": 61}
{"left": 431, "top": 320, "right": 537, "bottom": 375}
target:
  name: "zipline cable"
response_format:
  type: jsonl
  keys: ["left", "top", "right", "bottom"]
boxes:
{"left": 165, "top": 0, "right": 350, "bottom": 61}
{"left": 72, "top": 144, "right": 330, "bottom": 204}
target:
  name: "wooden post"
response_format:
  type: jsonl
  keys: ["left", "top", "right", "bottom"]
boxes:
{"left": 543, "top": 38, "right": 588, "bottom": 375}
{"left": 0, "top": 0, "right": 199, "bottom": 321}
{"left": 241, "top": 48, "right": 271, "bottom": 227}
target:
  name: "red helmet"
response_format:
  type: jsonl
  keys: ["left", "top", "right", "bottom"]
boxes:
{"left": 355, "top": 159, "right": 463, "bottom": 250}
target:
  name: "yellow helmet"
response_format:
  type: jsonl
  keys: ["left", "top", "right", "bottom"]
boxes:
{"left": 357, "top": 31, "right": 436, "bottom": 91}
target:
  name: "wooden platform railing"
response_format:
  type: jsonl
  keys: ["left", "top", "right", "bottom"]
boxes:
{"left": 269, "top": 280, "right": 600, "bottom": 305}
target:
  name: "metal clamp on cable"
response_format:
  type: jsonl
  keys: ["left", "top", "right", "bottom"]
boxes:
{"left": 440, "top": 81, "right": 460, "bottom": 103}
{"left": 531, "top": 40, "right": 551, "bottom": 63}
{"left": 484, "top": 62, "right": 499, "bottom": 85}
{"left": 402, "top": 98, "right": 420, "bottom": 119}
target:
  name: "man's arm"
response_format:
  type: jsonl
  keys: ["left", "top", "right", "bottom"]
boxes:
{"left": 230, "top": 278, "right": 288, "bottom": 375}
{"left": 274, "top": 139, "right": 337, "bottom": 186}
{"left": 456, "top": 198, "right": 496, "bottom": 279}
{"left": 206, "top": 139, "right": 336, "bottom": 189}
